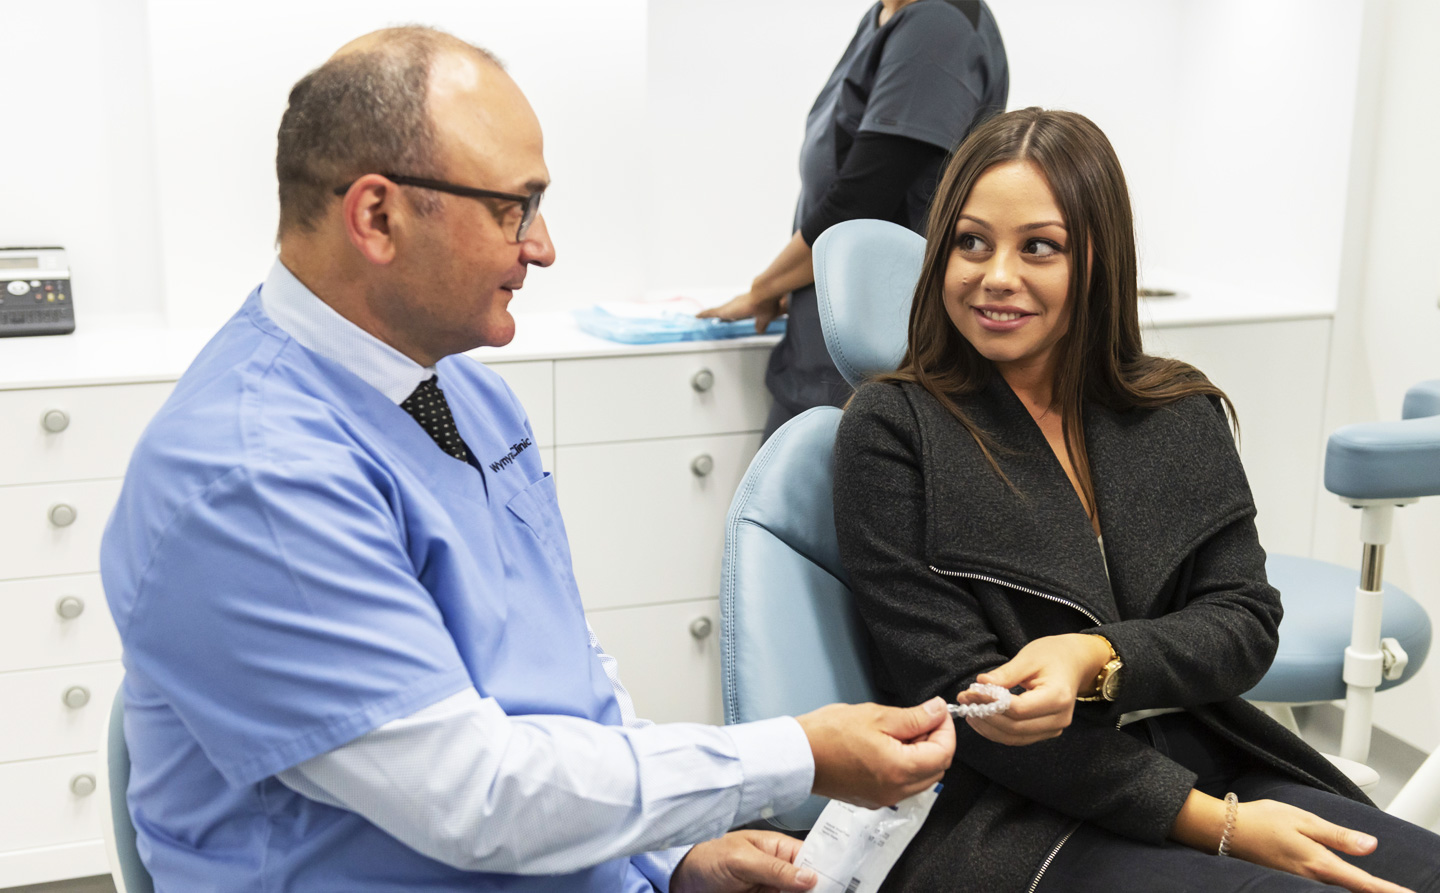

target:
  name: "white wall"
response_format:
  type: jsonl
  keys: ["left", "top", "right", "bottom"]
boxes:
{"left": 145, "top": 0, "right": 648, "bottom": 330}
{"left": 642, "top": 0, "right": 874, "bottom": 298}
{"left": 0, "top": 0, "right": 164, "bottom": 324}
{"left": 1317, "top": 0, "right": 1440, "bottom": 752}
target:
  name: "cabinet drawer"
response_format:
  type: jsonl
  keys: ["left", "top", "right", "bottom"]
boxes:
{"left": 0, "top": 575, "right": 119, "bottom": 673}
{"left": 0, "top": 480, "right": 123, "bottom": 580}
{"left": 587, "top": 598, "right": 721, "bottom": 725}
{"left": 554, "top": 349, "right": 769, "bottom": 445}
{"left": 486, "top": 360, "right": 554, "bottom": 447}
{"left": 0, "top": 383, "right": 172, "bottom": 486}
{"left": 0, "top": 753, "right": 104, "bottom": 855}
{"left": 557, "top": 432, "right": 761, "bottom": 611}
{"left": 0, "top": 663, "right": 124, "bottom": 763}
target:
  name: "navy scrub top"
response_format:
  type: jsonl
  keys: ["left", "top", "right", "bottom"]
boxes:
{"left": 765, "top": 0, "right": 1008, "bottom": 419}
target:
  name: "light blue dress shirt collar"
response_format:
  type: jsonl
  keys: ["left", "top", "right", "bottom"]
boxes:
{"left": 261, "top": 258, "right": 434, "bottom": 405}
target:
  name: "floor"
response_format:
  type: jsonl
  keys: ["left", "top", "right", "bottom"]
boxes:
{"left": 5, "top": 705, "right": 1432, "bottom": 892}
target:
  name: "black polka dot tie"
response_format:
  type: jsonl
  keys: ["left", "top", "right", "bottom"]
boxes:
{"left": 401, "top": 376, "right": 474, "bottom": 464}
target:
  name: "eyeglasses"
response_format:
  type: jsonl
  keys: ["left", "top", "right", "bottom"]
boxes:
{"left": 333, "top": 173, "right": 544, "bottom": 241}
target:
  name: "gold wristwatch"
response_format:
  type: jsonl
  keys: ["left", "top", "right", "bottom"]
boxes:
{"left": 1076, "top": 635, "right": 1123, "bottom": 702}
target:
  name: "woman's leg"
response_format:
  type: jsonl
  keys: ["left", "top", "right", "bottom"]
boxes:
{"left": 1035, "top": 820, "right": 1345, "bottom": 893}
{"left": 1231, "top": 774, "right": 1440, "bottom": 893}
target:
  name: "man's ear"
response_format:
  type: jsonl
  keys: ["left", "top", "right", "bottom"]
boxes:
{"left": 339, "top": 175, "right": 400, "bottom": 265}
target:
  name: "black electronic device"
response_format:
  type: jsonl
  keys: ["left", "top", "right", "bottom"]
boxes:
{"left": 0, "top": 246, "right": 75, "bottom": 337}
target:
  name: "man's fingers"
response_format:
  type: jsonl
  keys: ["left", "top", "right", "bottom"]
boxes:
{"left": 724, "top": 843, "right": 817, "bottom": 892}
{"left": 876, "top": 697, "right": 949, "bottom": 741}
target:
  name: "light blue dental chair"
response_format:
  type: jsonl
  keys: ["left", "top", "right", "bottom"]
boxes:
{"left": 719, "top": 220, "right": 919, "bottom": 829}
{"left": 719, "top": 218, "right": 1440, "bottom": 831}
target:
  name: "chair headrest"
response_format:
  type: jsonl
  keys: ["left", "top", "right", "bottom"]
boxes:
{"left": 813, "top": 219, "right": 926, "bottom": 388}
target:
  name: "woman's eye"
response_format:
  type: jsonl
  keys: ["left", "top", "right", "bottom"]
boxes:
{"left": 1026, "top": 239, "right": 1063, "bottom": 258}
{"left": 955, "top": 233, "right": 988, "bottom": 253}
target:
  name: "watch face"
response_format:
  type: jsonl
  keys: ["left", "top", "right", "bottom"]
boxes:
{"left": 1101, "top": 660, "right": 1123, "bottom": 700}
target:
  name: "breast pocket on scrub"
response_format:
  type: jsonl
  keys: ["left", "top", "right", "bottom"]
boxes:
{"left": 504, "top": 472, "right": 575, "bottom": 577}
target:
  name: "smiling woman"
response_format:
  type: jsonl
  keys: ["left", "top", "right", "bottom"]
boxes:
{"left": 832, "top": 107, "right": 1440, "bottom": 893}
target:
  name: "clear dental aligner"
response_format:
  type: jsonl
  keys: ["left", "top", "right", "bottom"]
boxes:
{"left": 946, "top": 683, "right": 1012, "bottom": 719}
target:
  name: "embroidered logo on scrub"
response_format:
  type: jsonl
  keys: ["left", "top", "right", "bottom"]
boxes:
{"left": 489, "top": 438, "right": 533, "bottom": 472}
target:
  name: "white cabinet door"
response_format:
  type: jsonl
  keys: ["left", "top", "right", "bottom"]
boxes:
{"left": 556, "top": 433, "right": 762, "bottom": 611}
{"left": 1143, "top": 319, "right": 1330, "bottom": 556}
{"left": 0, "top": 575, "right": 119, "bottom": 673}
{"left": 0, "top": 383, "right": 173, "bottom": 486}
{"left": 0, "top": 753, "right": 104, "bottom": 858}
{"left": 0, "top": 663, "right": 124, "bottom": 764}
{"left": 554, "top": 349, "right": 770, "bottom": 445}
{"left": 587, "top": 598, "right": 722, "bottom": 725}
{"left": 0, "top": 480, "right": 124, "bottom": 580}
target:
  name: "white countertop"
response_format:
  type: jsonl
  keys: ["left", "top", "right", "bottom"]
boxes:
{"left": 0, "top": 280, "right": 1334, "bottom": 391}
{"left": 0, "top": 311, "right": 782, "bottom": 391}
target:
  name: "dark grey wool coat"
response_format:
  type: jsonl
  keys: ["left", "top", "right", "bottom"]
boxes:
{"left": 832, "top": 377, "right": 1368, "bottom": 893}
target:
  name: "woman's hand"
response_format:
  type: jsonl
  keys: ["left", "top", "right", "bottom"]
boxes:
{"left": 697, "top": 289, "right": 789, "bottom": 333}
{"left": 960, "top": 634, "right": 1113, "bottom": 746}
{"left": 1171, "top": 790, "right": 1415, "bottom": 893}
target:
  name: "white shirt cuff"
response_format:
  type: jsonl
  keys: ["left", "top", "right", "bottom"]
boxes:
{"left": 727, "top": 716, "right": 815, "bottom": 823}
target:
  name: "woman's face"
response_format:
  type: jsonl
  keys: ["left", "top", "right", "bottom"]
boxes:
{"left": 943, "top": 160, "right": 1074, "bottom": 382}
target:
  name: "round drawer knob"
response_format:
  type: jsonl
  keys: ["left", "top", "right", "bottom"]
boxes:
{"left": 42, "top": 409, "right": 71, "bottom": 433}
{"left": 62, "top": 686, "right": 91, "bottom": 709}
{"left": 70, "top": 773, "right": 97, "bottom": 797}
{"left": 56, "top": 596, "right": 86, "bottom": 620}
{"left": 690, "top": 454, "right": 714, "bottom": 477}
{"left": 49, "top": 503, "right": 78, "bottom": 527}
{"left": 691, "top": 368, "right": 715, "bottom": 393}
{"left": 689, "top": 617, "right": 714, "bottom": 640}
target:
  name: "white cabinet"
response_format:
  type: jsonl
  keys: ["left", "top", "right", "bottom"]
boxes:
{"left": 1143, "top": 318, "right": 1331, "bottom": 557}
{"left": 551, "top": 346, "right": 772, "bottom": 726}
{"left": 0, "top": 381, "right": 171, "bottom": 888}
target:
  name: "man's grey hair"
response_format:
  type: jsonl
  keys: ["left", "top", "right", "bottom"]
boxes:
{"left": 275, "top": 26, "right": 501, "bottom": 238}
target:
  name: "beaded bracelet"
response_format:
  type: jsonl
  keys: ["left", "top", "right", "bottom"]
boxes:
{"left": 946, "top": 683, "right": 1013, "bottom": 719}
{"left": 1217, "top": 792, "right": 1240, "bottom": 856}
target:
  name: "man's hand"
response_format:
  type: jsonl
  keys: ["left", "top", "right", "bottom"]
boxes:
{"left": 697, "top": 289, "right": 790, "bottom": 333}
{"left": 963, "top": 634, "right": 1112, "bottom": 746}
{"left": 796, "top": 698, "right": 954, "bottom": 809}
{"left": 670, "top": 830, "right": 817, "bottom": 893}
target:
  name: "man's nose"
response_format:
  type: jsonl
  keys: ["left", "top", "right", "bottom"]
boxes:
{"left": 520, "top": 213, "right": 556, "bottom": 267}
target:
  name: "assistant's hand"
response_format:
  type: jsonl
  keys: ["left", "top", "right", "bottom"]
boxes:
{"left": 670, "top": 830, "right": 817, "bottom": 893}
{"left": 1172, "top": 791, "right": 1415, "bottom": 893}
{"left": 964, "top": 634, "right": 1113, "bottom": 746}
{"left": 697, "top": 289, "right": 789, "bottom": 333}
{"left": 796, "top": 698, "right": 954, "bottom": 809}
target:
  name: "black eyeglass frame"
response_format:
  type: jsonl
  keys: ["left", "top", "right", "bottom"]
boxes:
{"left": 333, "top": 173, "right": 544, "bottom": 241}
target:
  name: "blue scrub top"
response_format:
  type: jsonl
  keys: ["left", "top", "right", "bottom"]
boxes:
{"left": 101, "top": 291, "right": 654, "bottom": 891}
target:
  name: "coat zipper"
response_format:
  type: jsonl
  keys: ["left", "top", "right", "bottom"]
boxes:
{"left": 930, "top": 565, "right": 1109, "bottom": 890}
{"left": 929, "top": 566, "right": 1103, "bottom": 626}
{"left": 1026, "top": 823, "right": 1079, "bottom": 893}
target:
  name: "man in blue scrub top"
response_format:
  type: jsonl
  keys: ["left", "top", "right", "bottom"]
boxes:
{"left": 101, "top": 26, "right": 955, "bottom": 893}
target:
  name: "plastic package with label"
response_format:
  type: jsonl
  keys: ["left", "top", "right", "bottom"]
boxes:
{"left": 572, "top": 296, "right": 785, "bottom": 344}
{"left": 794, "top": 784, "right": 942, "bottom": 893}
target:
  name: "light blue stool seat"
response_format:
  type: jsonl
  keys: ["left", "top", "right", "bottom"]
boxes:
{"left": 1325, "top": 379, "right": 1440, "bottom": 499}
{"left": 1247, "top": 554, "right": 1432, "bottom": 702}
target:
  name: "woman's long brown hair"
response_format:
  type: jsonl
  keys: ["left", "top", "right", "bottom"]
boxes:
{"left": 876, "top": 107, "right": 1235, "bottom": 518}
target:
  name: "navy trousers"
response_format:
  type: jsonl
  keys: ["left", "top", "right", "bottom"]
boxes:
{"left": 1037, "top": 714, "right": 1440, "bottom": 892}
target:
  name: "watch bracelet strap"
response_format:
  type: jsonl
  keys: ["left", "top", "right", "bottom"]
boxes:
{"left": 1075, "top": 635, "right": 1119, "bottom": 702}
